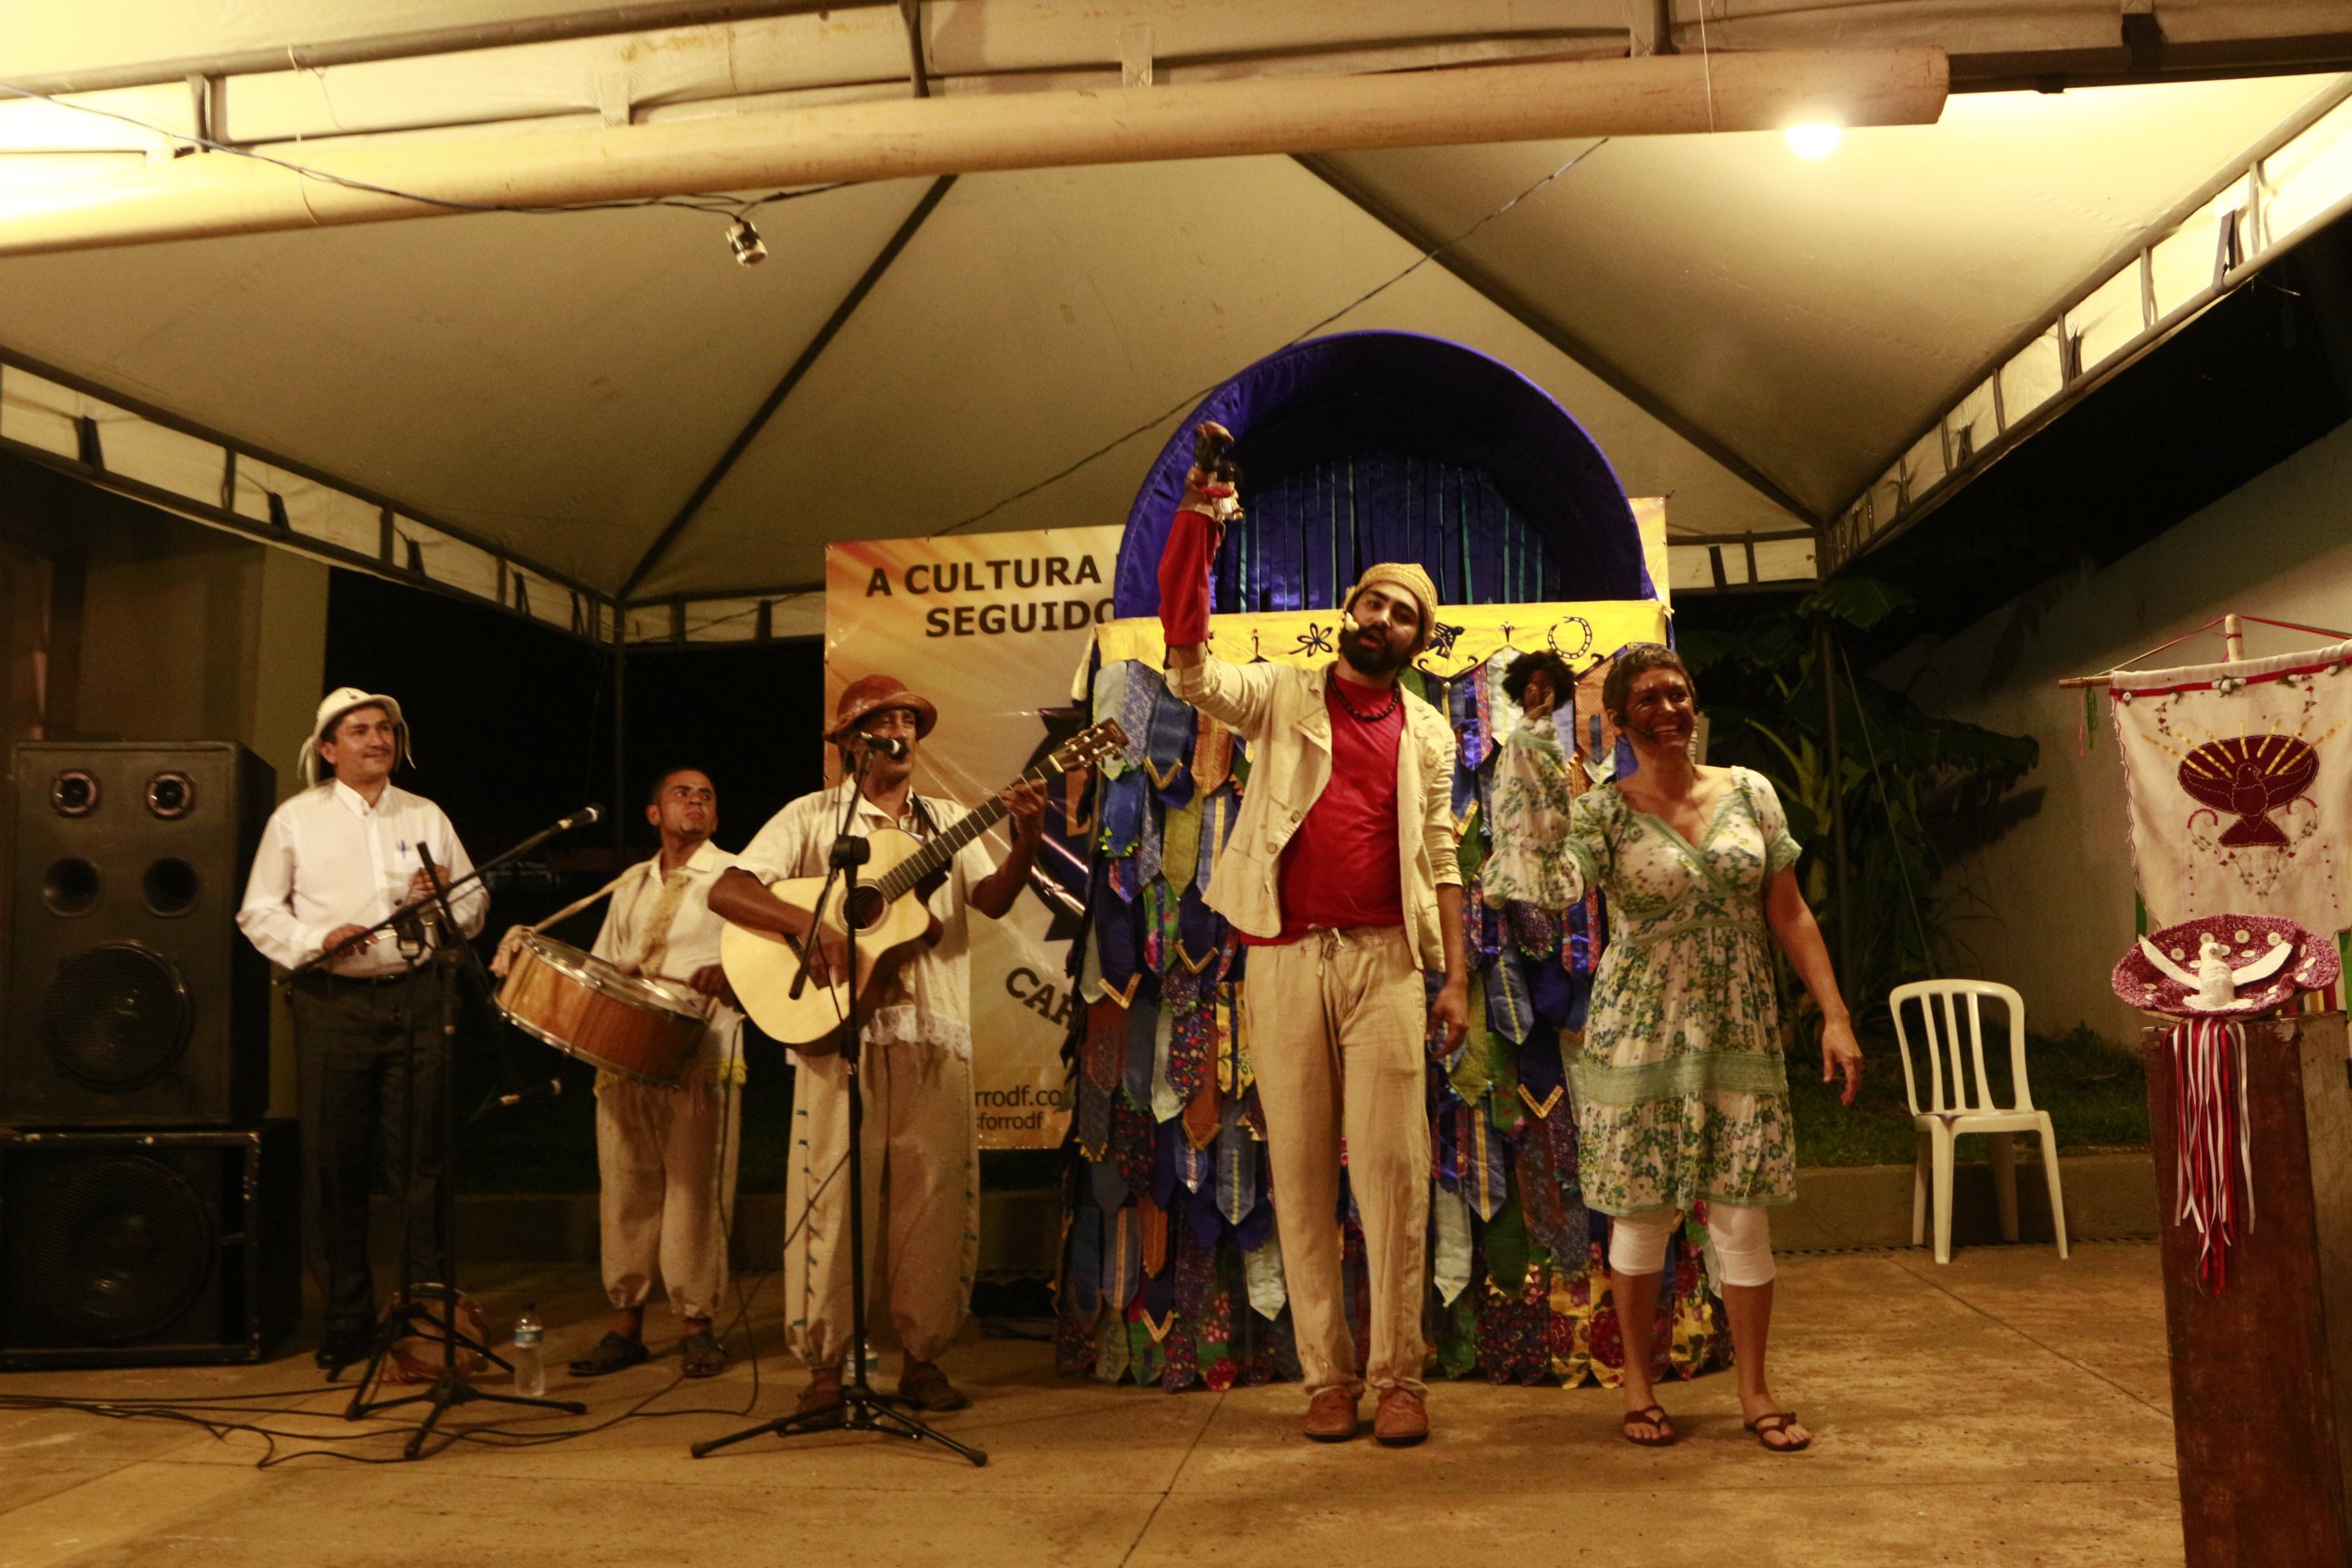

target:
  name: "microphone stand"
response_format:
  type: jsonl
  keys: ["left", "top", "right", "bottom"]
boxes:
{"left": 289, "top": 805, "right": 604, "bottom": 979}
{"left": 331, "top": 815, "right": 593, "bottom": 1455}
{"left": 691, "top": 745, "right": 987, "bottom": 1467}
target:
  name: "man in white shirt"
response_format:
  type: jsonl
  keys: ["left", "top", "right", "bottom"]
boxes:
{"left": 238, "top": 688, "right": 486, "bottom": 1373}
{"left": 709, "top": 673, "right": 1044, "bottom": 1423}
{"left": 545, "top": 767, "right": 743, "bottom": 1380}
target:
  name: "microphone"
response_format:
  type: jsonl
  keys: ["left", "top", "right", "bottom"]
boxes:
{"left": 558, "top": 803, "right": 604, "bottom": 831}
{"left": 495, "top": 1077, "right": 565, "bottom": 1110}
{"left": 858, "top": 733, "right": 909, "bottom": 759}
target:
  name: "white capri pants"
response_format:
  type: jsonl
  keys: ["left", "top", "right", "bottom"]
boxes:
{"left": 1608, "top": 1204, "right": 1776, "bottom": 1288}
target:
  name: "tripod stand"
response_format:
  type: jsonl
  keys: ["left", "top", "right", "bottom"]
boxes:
{"left": 691, "top": 756, "right": 986, "bottom": 1467}
{"left": 309, "top": 826, "right": 592, "bottom": 1455}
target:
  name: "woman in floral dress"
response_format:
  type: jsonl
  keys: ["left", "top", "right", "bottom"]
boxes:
{"left": 1487, "top": 644, "right": 1862, "bottom": 1453}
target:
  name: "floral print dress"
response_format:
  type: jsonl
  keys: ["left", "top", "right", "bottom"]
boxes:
{"left": 1486, "top": 722, "right": 1802, "bottom": 1217}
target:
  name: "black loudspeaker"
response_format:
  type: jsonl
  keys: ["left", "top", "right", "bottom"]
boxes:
{"left": 0, "top": 1122, "right": 299, "bottom": 1367}
{"left": 3, "top": 742, "right": 275, "bottom": 1126}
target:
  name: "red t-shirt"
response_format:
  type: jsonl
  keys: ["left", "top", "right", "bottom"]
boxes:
{"left": 1243, "top": 672, "right": 1406, "bottom": 945}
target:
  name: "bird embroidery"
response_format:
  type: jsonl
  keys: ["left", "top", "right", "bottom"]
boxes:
{"left": 2136, "top": 930, "right": 2296, "bottom": 1011}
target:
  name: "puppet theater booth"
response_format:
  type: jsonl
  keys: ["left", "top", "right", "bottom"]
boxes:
{"left": 1054, "top": 331, "right": 1719, "bottom": 1392}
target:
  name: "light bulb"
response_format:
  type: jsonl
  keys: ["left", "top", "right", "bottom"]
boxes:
{"left": 1784, "top": 122, "right": 1842, "bottom": 161}
{"left": 726, "top": 217, "right": 768, "bottom": 266}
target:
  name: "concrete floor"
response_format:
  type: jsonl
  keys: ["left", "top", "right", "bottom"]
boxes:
{"left": 0, "top": 1240, "right": 2181, "bottom": 1568}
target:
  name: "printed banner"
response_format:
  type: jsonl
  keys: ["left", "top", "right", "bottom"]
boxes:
{"left": 826, "top": 527, "right": 1123, "bottom": 1149}
{"left": 2111, "top": 639, "right": 2352, "bottom": 936}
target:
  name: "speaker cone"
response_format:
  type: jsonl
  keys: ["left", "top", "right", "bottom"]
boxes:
{"left": 42, "top": 943, "right": 193, "bottom": 1092}
{"left": 23, "top": 1155, "right": 215, "bottom": 1341}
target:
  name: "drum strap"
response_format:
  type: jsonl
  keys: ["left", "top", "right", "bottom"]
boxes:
{"left": 527, "top": 870, "right": 632, "bottom": 936}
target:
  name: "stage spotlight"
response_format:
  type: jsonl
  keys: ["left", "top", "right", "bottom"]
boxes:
{"left": 726, "top": 217, "right": 768, "bottom": 266}
{"left": 1785, "top": 122, "right": 1842, "bottom": 160}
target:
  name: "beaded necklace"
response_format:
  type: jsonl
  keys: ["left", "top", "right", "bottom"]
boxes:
{"left": 1331, "top": 677, "right": 1401, "bottom": 724}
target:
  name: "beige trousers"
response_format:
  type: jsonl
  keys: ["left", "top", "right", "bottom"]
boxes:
{"left": 785, "top": 1041, "right": 979, "bottom": 1368}
{"left": 596, "top": 1076, "right": 740, "bottom": 1322}
{"left": 1243, "top": 925, "right": 1431, "bottom": 1399}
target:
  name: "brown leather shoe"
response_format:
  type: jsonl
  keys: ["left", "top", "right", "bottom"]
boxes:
{"left": 1373, "top": 1388, "right": 1428, "bottom": 1446}
{"left": 897, "top": 1359, "right": 971, "bottom": 1412}
{"left": 1302, "top": 1387, "right": 1360, "bottom": 1442}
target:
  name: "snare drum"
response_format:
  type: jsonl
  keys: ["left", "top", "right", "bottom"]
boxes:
{"left": 495, "top": 931, "right": 709, "bottom": 1086}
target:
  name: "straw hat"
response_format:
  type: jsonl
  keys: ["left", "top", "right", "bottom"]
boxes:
{"left": 824, "top": 673, "right": 938, "bottom": 744}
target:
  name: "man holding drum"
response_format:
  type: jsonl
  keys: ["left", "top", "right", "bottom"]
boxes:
{"left": 556, "top": 767, "right": 743, "bottom": 1380}
{"left": 238, "top": 687, "right": 486, "bottom": 1375}
{"left": 710, "top": 674, "right": 1046, "bottom": 1424}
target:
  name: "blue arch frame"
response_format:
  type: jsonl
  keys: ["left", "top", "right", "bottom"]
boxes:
{"left": 1112, "top": 331, "right": 1651, "bottom": 617}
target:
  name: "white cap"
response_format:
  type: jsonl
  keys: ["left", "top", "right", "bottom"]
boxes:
{"left": 299, "top": 686, "right": 414, "bottom": 787}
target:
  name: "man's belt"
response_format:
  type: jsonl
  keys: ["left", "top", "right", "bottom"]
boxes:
{"left": 294, "top": 965, "right": 431, "bottom": 989}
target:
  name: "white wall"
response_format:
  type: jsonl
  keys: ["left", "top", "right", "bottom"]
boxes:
{"left": 1897, "top": 418, "right": 2352, "bottom": 1039}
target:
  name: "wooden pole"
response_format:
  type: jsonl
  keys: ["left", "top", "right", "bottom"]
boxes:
{"left": 2223, "top": 612, "right": 2246, "bottom": 663}
{"left": 0, "top": 48, "right": 1948, "bottom": 256}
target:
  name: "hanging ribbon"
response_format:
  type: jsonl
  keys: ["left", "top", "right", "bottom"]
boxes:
{"left": 2170, "top": 1017, "right": 2255, "bottom": 1291}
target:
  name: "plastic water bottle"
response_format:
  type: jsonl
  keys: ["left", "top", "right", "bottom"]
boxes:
{"left": 512, "top": 1305, "right": 545, "bottom": 1397}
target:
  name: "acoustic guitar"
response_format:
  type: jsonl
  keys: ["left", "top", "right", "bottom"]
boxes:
{"left": 721, "top": 719, "right": 1128, "bottom": 1046}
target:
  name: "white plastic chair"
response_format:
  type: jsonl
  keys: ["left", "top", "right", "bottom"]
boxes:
{"left": 1889, "top": 980, "right": 2070, "bottom": 1266}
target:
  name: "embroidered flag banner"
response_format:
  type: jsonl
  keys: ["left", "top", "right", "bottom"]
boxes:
{"left": 2110, "top": 638, "right": 2352, "bottom": 936}
{"left": 826, "top": 525, "right": 1124, "bottom": 1149}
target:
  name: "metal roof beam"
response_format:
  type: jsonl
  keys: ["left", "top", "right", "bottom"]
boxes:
{"left": 1296, "top": 152, "right": 1826, "bottom": 531}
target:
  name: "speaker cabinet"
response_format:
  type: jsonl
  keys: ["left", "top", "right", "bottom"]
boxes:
{"left": 0, "top": 1122, "right": 299, "bottom": 1367}
{"left": 4, "top": 742, "right": 275, "bottom": 1126}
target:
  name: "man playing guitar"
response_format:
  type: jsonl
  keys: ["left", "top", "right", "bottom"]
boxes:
{"left": 709, "top": 673, "right": 1046, "bottom": 1423}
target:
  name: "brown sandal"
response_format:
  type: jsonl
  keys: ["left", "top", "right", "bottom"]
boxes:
{"left": 1744, "top": 1411, "right": 1812, "bottom": 1453}
{"left": 1621, "top": 1406, "right": 1676, "bottom": 1447}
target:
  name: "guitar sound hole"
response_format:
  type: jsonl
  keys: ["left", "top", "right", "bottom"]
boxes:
{"left": 844, "top": 887, "right": 887, "bottom": 930}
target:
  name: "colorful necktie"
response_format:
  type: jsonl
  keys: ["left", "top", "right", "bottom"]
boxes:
{"left": 1430, "top": 1183, "right": 1474, "bottom": 1307}
{"left": 1110, "top": 1092, "right": 1154, "bottom": 1200}
{"left": 1243, "top": 1226, "right": 1287, "bottom": 1320}
{"left": 1485, "top": 939, "right": 1533, "bottom": 1044}
{"left": 1142, "top": 685, "right": 1198, "bottom": 808}
{"left": 1212, "top": 1100, "right": 1259, "bottom": 1227}
{"left": 1092, "top": 661, "right": 1132, "bottom": 775}
{"left": 1191, "top": 717, "right": 1234, "bottom": 796}
{"left": 1121, "top": 977, "right": 1160, "bottom": 1111}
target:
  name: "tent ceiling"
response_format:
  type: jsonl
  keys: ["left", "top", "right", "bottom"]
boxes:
{"left": 1316, "top": 74, "right": 2342, "bottom": 521}
{"left": 0, "top": 5, "right": 2347, "bottom": 631}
